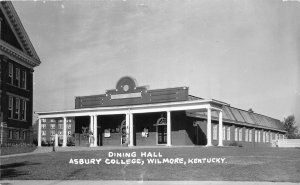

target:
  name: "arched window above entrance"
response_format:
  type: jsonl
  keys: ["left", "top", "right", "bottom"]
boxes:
{"left": 156, "top": 117, "right": 167, "bottom": 126}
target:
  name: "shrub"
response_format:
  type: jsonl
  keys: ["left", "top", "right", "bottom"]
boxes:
{"left": 229, "top": 142, "right": 243, "bottom": 147}
{"left": 0, "top": 143, "right": 37, "bottom": 156}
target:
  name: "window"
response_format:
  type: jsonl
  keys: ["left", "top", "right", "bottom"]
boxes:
{"left": 23, "top": 131, "right": 26, "bottom": 140}
{"left": 249, "top": 129, "right": 252, "bottom": 142}
{"left": 67, "top": 124, "right": 71, "bottom": 129}
{"left": 59, "top": 124, "right": 63, "bottom": 129}
{"left": 9, "top": 130, "right": 13, "bottom": 139}
{"left": 14, "top": 98, "right": 20, "bottom": 119}
{"left": 42, "top": 119, "right": 46, "bottom": 122}
{"left": 42, "top": 131, "right": 46, "bottom": 136}
{"left": 67, "top": 131, "right": 71, "bottom": 136}
{"left": 16, "top": 68, "right": 20, "bottom": 87}
{"left": 255, "top": 130, "right": 257, "bottom": 142}
{"left": 42, "top": 137, "right": 46, "bottom": 142}
{"left": 15, "top": 131, "right": 20, "bottom": 140}
{"left": 226, "top": 127, "right": 230, "bottom": 140}
{"left": 50, "top": 124, "right": 55, "bottom": 129}
{"left": 21, "top": 100, "right": 26, "bottom": 120}
{"left": 50, "top": 130, "right": 55, "bottom": 136}
{"left": 263, "top": 131, "right": 265, "bottom": 143}
{"left": 8, "top": 63, "right": 13, "bottom": 84}
{"left": 266, "top": 132, "right": 269, "bottom": 143}
{"left": 213, "top": 125, "right": 217, "bottom": 140}
{"left": 51, "top": 119, "right": 55, "bottom": 122}
{"left": 245, "top": 129, "right": 248, "bottom": 142}
{"left": 21, "top": 70, "right": 26, "bottom": 89}
{"left": 58, "top": 131, "right": 62, "bottom": 135}
{"left": 234, "top": 128, "right": 238, "bottom": 141}
{"left": 42, "top": 124, "right": 46, "bottom": 129}
{"left": 222, "top": 126, "right": 226, "bottom": 140}
{"left": 258, "top": 131, "right": 261, "bottom": 142}
{"left": 68, "top": 119, "right": 72, "bottom": 123}
{"left": 50, "top": 136, "right": 55, "bottom": 141}
{"left": 275, "top": 133, "right": 278, "bottom": 140}
{"left": 59, "top": 119, "right": 63, "bottom": 122}
{"left": 8, "top": 96, "right": 13, "bottom": 118}
{"left": 239, "top": 128, "right": 243, "bottom": 141}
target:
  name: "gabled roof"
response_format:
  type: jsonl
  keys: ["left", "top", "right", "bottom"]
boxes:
{"left": 0, "top": 1, "right": 41, "bottom": 67}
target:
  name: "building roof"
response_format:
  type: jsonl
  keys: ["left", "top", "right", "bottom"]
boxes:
{"left": 0, "top": 1, "right": 41, "bottom": 67}
{"left": 186, "top": 98, "right": 285, "bottom": 132}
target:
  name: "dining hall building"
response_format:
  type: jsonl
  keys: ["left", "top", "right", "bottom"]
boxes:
{"left": 36, "top": 76, "right": 286, "bottom": 148}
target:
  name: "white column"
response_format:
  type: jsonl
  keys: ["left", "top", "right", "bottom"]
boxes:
{"left": 129, "top": 113, "right": 134, "bottom": 147}
{"left": 126, "top": 113, "right": 130, "bottom": 145}
{"left": 94, "top": 115, "right": 98, "bottom": 146}
{"left": 167, "top": 111, "right": 172, "bottom": 146}
{"left": 62, "top": 117, "right": 67, "bottom": 147}
{"left": 89, "top": 115, "right": 94, "bottom": 147}
{"left": 206, "top": 108, "right": 212, "bottom": 146}
{"left": 38, "top": 118, "right": 42, "bottom": 147}
{"left": 218, "top": 111, "right": 223, "bottom": 146}
{"left": 55, "top": 133, "right": 58, "bottom": 147}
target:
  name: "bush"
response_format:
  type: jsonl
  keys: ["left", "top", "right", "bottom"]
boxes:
{"left": 0, "top": 143, "right": 37, "bottom": 156}
{"left": 229, "top": 142, "right": 243, "bottom": 147}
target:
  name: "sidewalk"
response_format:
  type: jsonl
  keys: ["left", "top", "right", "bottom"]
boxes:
{"left": 0, "top": 180, "right": 299, "bottom": 185}
{"left": 0, "top": 145, "right": 198, "bottom": 158}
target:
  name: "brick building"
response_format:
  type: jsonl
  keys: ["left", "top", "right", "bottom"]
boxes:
{"left": 39, "top": 118, "right": 75, "bottom": 146}
{"left": 0, "top": 1, "right": 41, "bottom": 145}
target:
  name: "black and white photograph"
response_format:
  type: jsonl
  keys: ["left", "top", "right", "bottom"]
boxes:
{"left": 0, "top": 0, "right": 300, "bottom": 185}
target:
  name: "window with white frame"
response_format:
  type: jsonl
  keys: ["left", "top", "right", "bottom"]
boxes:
{"left": 68, "top": 131, "right": 72, "bottom": 136}
{"left": 59, "top": 124, "right": 63, "bottom": 129}
{"left": 249, "top": 129, "right": 252, "bottom": 142}
{"left": 67, "top": 124, "right": 71, "bottom": 129}
{"left": 222, "top": 126, "right": 226, "bottom": 140}
{"left": 50, "top": 124, "right": 55, "bottom": 129}
{"left": 42, "top": 131, "right": 46, "bottom": 136}
{"left": 42, "top": 124, "right": 46, "bottom": 129}
{"left": 68, "top": 119, "right": 72, "bottom": 123}
{"left": 21, "top": 70, "right": 26, "bottom": 89}
{"left": 50, "top": 130, "right": 55, "bottom": 136}
{"left": 8, "top": 63, "right": 13, "bottom": 84}
{"left": 16, "top": 68, "right": 20, "bottom": 87}
{"left": 245, "top": 129, "right": 248, "bottom": 142}
{"left": 239, "top": 128, "right": 243, "bottom": 141}
{"left": 227, "top": 127, "right": 230, "bottom": 140}
{"left": 14, "top": 98, "right": 20, "bottom": 119}
{"left": 234, "top": 128, "right": 238, "bottom": 141}
{"left": 266, "top": 132, "right": 269, "bottom": 143}
{"left": 51, "top": 119, "right": 55, "bottom": 122}
{"left": 8, "top": 96, "right": 13, "bottom": 118}
{"left": 258, "top": 131, "right": 261, "bottom": 142}
{"left": 58, "top": 131, "right": 62, "bottom": 135}
{"left": 42, "top": 119, "right": 46, "bottom": 122}
{"left": 213, "top": 125, "right": 217, "bottom": 140}
{"left": 21, "top": 100, "right": 26, "bottom": 120}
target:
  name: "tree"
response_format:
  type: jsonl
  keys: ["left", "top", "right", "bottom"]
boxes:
{"left": 283, "top": 115, "right": 298, "bottom": 139}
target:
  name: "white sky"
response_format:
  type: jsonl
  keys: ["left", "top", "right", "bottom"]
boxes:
{"left": 12, "top": 0, "right": 300, "bottom": 127}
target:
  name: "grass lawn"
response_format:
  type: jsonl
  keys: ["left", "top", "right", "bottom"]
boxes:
{"left": 1, "top": 146, "right": 300, "bottom": 182}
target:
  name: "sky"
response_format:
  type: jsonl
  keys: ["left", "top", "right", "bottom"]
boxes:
{"left": 12, "top": 0, "right": 300, "bottom": 127}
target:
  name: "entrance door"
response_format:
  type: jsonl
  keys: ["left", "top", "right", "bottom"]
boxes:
{"left": 156, "top": 117, "right": 167, "bottom": 145}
